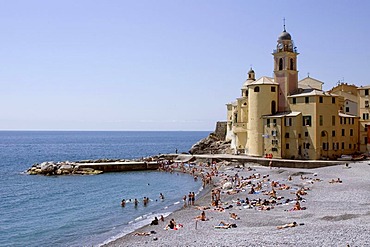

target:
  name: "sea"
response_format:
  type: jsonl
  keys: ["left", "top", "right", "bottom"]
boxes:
{"left": 0, "top": 131, "right": 209, "bottom": 247}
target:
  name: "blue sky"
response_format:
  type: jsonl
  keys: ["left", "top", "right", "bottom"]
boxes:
{"left": 1, "top": 0, "right": 369, "bottom": 131}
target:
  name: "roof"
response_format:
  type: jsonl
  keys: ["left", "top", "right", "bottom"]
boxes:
{"left": 249, "top": 76, "right": 278, "bottom": 85}
{"left": 357, "top": 85, "right": 370, "bottom": 90}
{"left": 289, "top": 89, "right": 338, "bottom": 98}
{"left": 242, "top": 79, "right": 256, "bottom": 88}
{"left": 263, "top": 111, "right": 301, "bottom": 118}
{"left": 278, "top": 30, "right": 292, "bottom": 41}
{"left": 338, "top": 112, "right": 358, "bottom": 118}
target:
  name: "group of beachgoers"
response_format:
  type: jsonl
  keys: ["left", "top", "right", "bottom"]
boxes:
{"left": 135, "top": 159, "right": 349, "bottom": 237}
{"left": 121, "top": 193, "right": 165, "bottom": 207}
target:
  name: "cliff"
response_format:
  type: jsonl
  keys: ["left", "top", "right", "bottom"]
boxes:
{"left": 189, "top": 132, "right": 231, "bottom": 155}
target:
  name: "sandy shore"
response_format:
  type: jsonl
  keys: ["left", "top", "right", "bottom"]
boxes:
{"left": 104, "top": 161, "right": 370, "bottom": 247}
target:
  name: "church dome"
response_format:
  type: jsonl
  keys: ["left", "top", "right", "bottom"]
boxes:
{"left": 278, "top": 30, "right": 291, "bottom": 40}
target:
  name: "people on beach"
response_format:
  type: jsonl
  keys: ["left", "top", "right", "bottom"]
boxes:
{"left": 121, "top": 199, "right": 126, "bottom": 207}
{"left": 230, "top": 212, "right": 239, "bottom": 220}
{"left": 160, "top": 215, "right": 164, "bottom": 222}
{"left": 277, "top": 222, "right": 298, "bottom": 229}
{"left": 165, "top": 218, "right": 176, "bottom": 230}
{"left": 150, "top": 217, "right": 159, "bottom": 225}
{"left": 134, "top": 198, "right": 139, "bottom": 207}
{"left": 191, "top": 192, "right": 195, "bottom": 205}
{"left": 195, "top": 211, "right": 207, "bottom": 221}
{"left": 214, "top": 221, "right": 237, "bottom": 229}
{"left": 329, "top": 178, "right": 342, "bottom": 183}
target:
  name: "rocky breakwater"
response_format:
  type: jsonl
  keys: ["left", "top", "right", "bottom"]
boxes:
{"left": 189, "top": 132, "right": 231, "bottom": 154}
{"left": 27, "top": 161, "right": 104, "bottom": 176}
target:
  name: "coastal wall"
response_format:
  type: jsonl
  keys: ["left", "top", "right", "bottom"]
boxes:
{"left": 214, "top": 121, "right": 227, "bottom": 141}
{"left": 77, "top": 161, "right": 160, "bottom": 172}
{"left": 177, "top": 154, "right": 347, "bottom": 169}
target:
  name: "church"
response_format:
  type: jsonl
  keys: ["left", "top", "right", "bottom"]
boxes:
{"left": 225, "top": 27, "right": 369, "bottom": 160}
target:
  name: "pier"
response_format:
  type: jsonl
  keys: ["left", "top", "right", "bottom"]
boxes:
{"left": 76, "top": 161, "right": 160, "bottom": 172}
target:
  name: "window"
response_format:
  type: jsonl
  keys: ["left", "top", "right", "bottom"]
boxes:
{"left": 365, "top": 124, "right": 368, "bottom": 131}
{"left": 304, "top": 143, "right": 310, "bottom": 149}
{"left": 303, "top": 116, "right": 312, "bottom": 126}
{"left": 272, "top": 147, "right": 278, "bottom": 152}
{"left": 271, "top": 130, "right": 277, "bottom": 137}
{"left": 332, "top": 130, "right": 336, "bottom": 137}
{"left": 273, "top": 119, "right": 277, "bottom": 124}
{"left": 342, "top": 129, "right": 345, "bottom": 136}
{"left": 319, "top": 115, "right": 323, "bottom": 126}
{"left": 254, "top": 86, "right": 260, "bottom": 92}
{"left": 341, "top": 142, "right": 344, "bottom": 149}
{"left": 285, "top": 118, "right": 292, "bottom": 126}
{"left": 305, "top": 97, "right": 309, "bottom": 103}
{"left": 349, "top": 144, "right": 352, "bottom": 149}
{"left": 272, "top": 140, "right": 278, "bottom": 145}
{"left": 350, "top": 129, "right": 353, "bottom": 136}
{"left": 352, "top": 118, "right": 354, "bottom": 124}
{"left": 285, "top": 133, "right": 290, "bottom": 138}
{"left": 323, "top": 142, "right": 328, "bottom": 151}
{"left": 363, "top": 113, "right": 369, "bottom": 120}
{"left": 292, "top": 98, "right": 296, "bottom": 104}
{"left": 345, "top": 107, "right": 349, "bottom": 112}
{"left": 344, "top": 118, "right": 347, "bottom": 124}
{"left": 279, "top": 58, "right": 283, "bottom": 70}
{"left": 271, "top": 101, "right": 276, "bottom": 114}
{"left": 267, "top": 119, "right": 271, "bottom": 127}
{"left": 305, "top": 131, "right": 308, "bottom": 137}
{"left": 286, "top": 143, "right": 290, "bottom": 149}
{"left": 365, "top": 89, "right": 369, "bottom": 96}
{"left": 319, "top": 96, "right": 323, "bottom": 103}
{"left": 340, "top": 117, "right": 343, "bottom": 124}
{"left": 332, "top": 97, "right": 336, "bottom": 104}
{"left": 290, "top": 58, "right": 294, "bottom": 70}
{"left": 321, "top": 131, "right": 326, "bottom": 137}
{"left": 366, "top": 100, "right": 369, "bottom": 108}
{"left": 332, "top": 116, "right": 335, "bottom": 126}
{"left": 271, "top": 87, "right": 276, "bottom": 92}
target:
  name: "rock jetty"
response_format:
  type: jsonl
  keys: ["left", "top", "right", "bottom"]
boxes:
{"left": 27, "top": 161, "right": 104, "bottom": 176}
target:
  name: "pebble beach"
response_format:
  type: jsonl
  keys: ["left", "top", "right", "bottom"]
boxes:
{"left": 104, "top": 160, "right": 370, "bottom": 247}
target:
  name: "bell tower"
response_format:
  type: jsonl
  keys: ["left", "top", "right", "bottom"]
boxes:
{"left": 272, "top": 24, "right": 299, "bottom": 112}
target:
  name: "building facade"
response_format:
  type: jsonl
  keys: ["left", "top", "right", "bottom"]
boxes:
{"left": 226, "top": 28, "right": 363, "bottom": 160}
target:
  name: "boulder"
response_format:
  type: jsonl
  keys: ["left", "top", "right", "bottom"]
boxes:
{"left": 40, "top": 162, "right": 56, "bottom": 174}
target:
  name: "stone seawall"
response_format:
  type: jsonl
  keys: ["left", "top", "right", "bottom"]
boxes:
{"left": 214, "top": 121, "right": 227, "bottom": 141}
{"left": 77, "top": 161, "right": 159, "bottom": 172}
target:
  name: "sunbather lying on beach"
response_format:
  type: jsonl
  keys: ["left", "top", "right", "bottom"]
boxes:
{"left": 214, "top": 221, "right": 237, "bottom": 229}
{"left": 329, "top": 178, "right": 342, "bottom": 183}
{"left": 277, "top": 222, "right": 297, "bottom": 229}
{"left": 133, "top": 230, "right": 156, "bottom": 236}
{"left": 230, "top": 212, "right": 240, "bottom": 220}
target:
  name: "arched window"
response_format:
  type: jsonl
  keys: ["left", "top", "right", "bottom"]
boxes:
{"left": 290, "top": 58, "right": 294, "bottom": 70}
{"left": 254, "top": 86, "right": 260, "bottom": 92}
{"left": 271, "top": 101, "right": 276, "bottom": 114}
{"left": 279, "top": 58, "right": 283, "bottom": 70}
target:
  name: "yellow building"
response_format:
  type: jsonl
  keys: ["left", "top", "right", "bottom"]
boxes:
{"left": 226, "top": 28, "right": 361, "bottom": 160}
